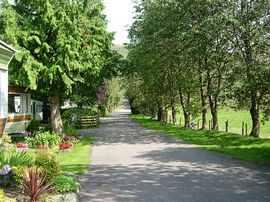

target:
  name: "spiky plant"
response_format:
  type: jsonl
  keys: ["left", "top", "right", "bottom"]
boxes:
{"left": 22, "top": 167, "right": 52, "bottom": 202}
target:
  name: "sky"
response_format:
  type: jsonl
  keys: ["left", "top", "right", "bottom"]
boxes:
{"left": 103, "top": 0, "right": 135, "bottom": 45}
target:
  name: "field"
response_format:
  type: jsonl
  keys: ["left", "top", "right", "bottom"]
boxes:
{"left": 168, "top": 108, "right": 270, "bottom": 138}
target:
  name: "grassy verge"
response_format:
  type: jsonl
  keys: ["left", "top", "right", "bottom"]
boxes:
{"left": 57, "top": 136, "right": 93, "bottom": 175}
{"left": 132, "top": 115, "right": 270, "bottom": 165}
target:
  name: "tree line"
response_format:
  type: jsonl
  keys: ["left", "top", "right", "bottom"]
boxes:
{"left": 126, "top": 0, "right": 270, "bottom": 137}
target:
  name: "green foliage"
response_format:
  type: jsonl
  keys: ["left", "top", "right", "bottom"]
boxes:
{"left": 0, "top": 189, "right": 15, "bottom": 202}
{"left": 103, "top": 77, "right": 126, "bottom": 113}
{"left": 21, "top": 167, "right": 52, "bottom": 202}
{"left": 0, "top": 0, "right": 118, "bottom": 135}
{"left": 35, "top": 151, "right": 60, "bottom": 181}
{"left": 63, "top": 121, "right": 77, "bottom": 136}
{"left": 54, "top": 175, "right": 77, "bottom": 193}
{"left": 0, "top": 151, "right": 34, "bottom": 167}
{"left": 12, "top": 166, "right": 26, "bottom": 190}
{"left": 126, "top": 0, "right": 270, "bottom": 135}
{"left": 1, "top": 134, "right": 12, "bottom": 149}
{"left": 26, "top": 120, "right": 44, "bottom": 134}
{"left": 26, "top": 131, "right": 61, "bottom": 148}
{"left": 98, "top": 105, "right": 107, "bottom": 117}
{"left": 62, "top": 108, "right": 98, "bottom": 129}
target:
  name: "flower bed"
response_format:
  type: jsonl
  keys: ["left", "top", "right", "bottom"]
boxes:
{"left": 59, "top": 142, "right": 73, "bottom": 152}
{"left": 16, "top": 142, "right": 28, "bottom": 152}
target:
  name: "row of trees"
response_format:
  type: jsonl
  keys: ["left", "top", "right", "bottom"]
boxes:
{"left": 0, "top": 0, "right": 122, "bottom": 135}
{"left": 126, "top": 0, "right": 270, "bottom": 137}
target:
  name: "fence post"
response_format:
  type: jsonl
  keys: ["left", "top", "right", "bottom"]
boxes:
{"left": 242, "top": 121, "right": 244, "bottom": 135}
{"left": 225, "top": 120, "right": 228, "bottom": 132}
{"left": 179, "top": 117, "right": 182, "bottom": 127}
{"left": 169, "top": 115, "right": 172, "bottom": 124}
{"left": 245, "top": 123, "right": 248, "bottom": 136}
{"left": 197, "top": 119, "right": 200, "bottom": 130}
{"left": 209, "top": 120, "right": 211, "bottom": 130}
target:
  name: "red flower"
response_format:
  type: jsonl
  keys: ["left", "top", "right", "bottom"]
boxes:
{"left": 59, "top": 142, "right": 73, "bottom": 150}
{"left": 16, "top": 142, "right": 28, "bottom": 148}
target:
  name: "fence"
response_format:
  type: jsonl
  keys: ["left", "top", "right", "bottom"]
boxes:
{"left": 166, "top": 114, "right": 256, "bottom": 136}
{"left": 81, "top": 114, "right": 100, "bottom": 127}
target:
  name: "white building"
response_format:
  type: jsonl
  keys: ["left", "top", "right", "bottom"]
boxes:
{"left": 0, "top": 40, "right": 18, "bottom": 137}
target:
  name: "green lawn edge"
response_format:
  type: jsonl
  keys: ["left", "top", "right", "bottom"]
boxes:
{"left": 57, "top": 135, "right": 94, "bottom": 175}
{"left": 131, "top": 115, "right": 270, "bottom": 165}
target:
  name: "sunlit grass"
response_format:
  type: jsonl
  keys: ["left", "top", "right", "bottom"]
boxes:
{"left": 132, "top": 115, "right": 270, "bottom": 165}
{"left": 169, "top": 107, "right": 270, "bottom": 138}
{"left": 57, "top": 136, "right": 93, "bottom": 175}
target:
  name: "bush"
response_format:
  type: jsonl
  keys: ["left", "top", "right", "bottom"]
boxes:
{"left": 0, "top": 189, "right": 15, "bottom": 202}
{"left": 63, "top": 120, "right": 77, "bottom": 136}
{"left": 35, "top": 150, "right": 60, "bottom": 181}
{"left": 0, "top": 151, "right": 34, "bottom": 167}
{"left": 98, "top": 105, "right": 106, "bottom": 117}
{"left": 26, "top": 131, "right": 61, "bottom": 148}
{"left": 1, "top": 134, "right": 13, "bottom": 149}
{"left": 26, "top": 120, "right": 43, "bottom": 134}
{"left": 21, "top": 167, "right": 52, "bottom": 202}
{"left": 54, "top": 175, "right": 77, "bottom": 193}
{"left": 62, "top": 108, "right": 98, "bottom": 129}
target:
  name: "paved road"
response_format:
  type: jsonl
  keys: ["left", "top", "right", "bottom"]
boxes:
{"left": 78, "top": 104, "right": 270, "bottom": 202}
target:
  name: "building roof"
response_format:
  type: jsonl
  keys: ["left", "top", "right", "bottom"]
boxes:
{"left": 0, "top": 40, "right": 19, "bottom": 53}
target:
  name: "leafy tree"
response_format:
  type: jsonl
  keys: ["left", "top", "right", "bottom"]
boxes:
{"left": 0, "top": 0, "right": 113, "bottom": 135}
{"left": 229, "top": 0, "right": 270, "bottom": 136}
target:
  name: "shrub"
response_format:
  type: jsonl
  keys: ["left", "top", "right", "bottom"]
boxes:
{"left": 26, "top": 120, "right": 43, "bottom": 134}
{"left": 54, "top": 175, "right": 77, "bottom": 193}
{"left": 63, "top": 120, "right": 77, "bottom": 136}
{"left": 12, "top": 166, "right": 26, "bottom": 190}
{"left": 27, "top": 131, "right": 61, "bottom": 148}
{"left": 0, "top": 189, "right": 15, "bottom": 202}
{"left": 35, "top": 151, "right": 60, "bottom": 181}
{"left": 98, "top": 105, "right": 107, "bottom": 117}
{"left": 21, "top": 167, "right": 52, "bottom": 202}
{"left": 1, "top": 134, "right": 13, "bottom": 149}
{"left": 62, "top": 108, "right": 98, "bottom": 129}
{"left": 0, "top": 151, "right": 34, "bottom": 167}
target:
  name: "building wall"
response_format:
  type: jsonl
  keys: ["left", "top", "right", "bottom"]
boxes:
{"left": 0, "top": 69, "right": 8, "bottom": 119}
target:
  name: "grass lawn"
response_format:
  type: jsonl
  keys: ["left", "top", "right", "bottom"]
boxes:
{"left": 169, "top": 107, "right": 270, "bottom": 138}
{"left": 132, "top": 115, "right": 270, "bottom": 165}
{"left": 57, "top": 135, "right": 94, "bottom": 175}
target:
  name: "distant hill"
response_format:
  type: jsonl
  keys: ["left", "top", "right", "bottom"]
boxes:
{"left": 112, "top": 44, "right": 128, "bottom": 58}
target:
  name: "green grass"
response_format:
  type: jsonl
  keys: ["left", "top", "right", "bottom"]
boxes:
{"left": 56, "top": 136, "right": 93, "bottom": 175}
{"left": 132, "top": 115, "right": 270, "bottom": 165}
{"left": 169, "top": 107, "right": 270, "bottom": 138}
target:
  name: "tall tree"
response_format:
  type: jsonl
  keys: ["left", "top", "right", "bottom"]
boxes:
{"left": 230, "top": 0, "right": 270, "bottom": 136}
{"left": 0, "top": 0, "right": 112, "bottom": 135}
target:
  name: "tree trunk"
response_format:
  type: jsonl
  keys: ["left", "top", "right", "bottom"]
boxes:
{"left": 199, "top": 73, "right": 207, "bottom": 129}
{"left": 179, "top": 89, "right": 190, "bottom": 128}
{"left": 163, "top": 109, "right": 168, "bottom": 124}
{"left": 50, "top": 89, "right": 64, "bottom": 137}
{"left": 157, "top": 106, "right": 163, "bottom": 122}
{"left": 183, "top": 111, "right": 190, "bottom": 128}
{"left": 249, "top": 93, "right": 260, "bottom": 137}
{"left": 209, "top": 96, "right": 219, "bottom": 130}
{"left": 207, "top": 69, "right": 219, "bottom": 130}
{"left": 171, "top": 98, "right": 177, "bottom": 125}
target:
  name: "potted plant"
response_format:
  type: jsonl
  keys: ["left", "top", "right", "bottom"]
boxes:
{"left": 16, "top": 142, "right": 28, "bottom": 152}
